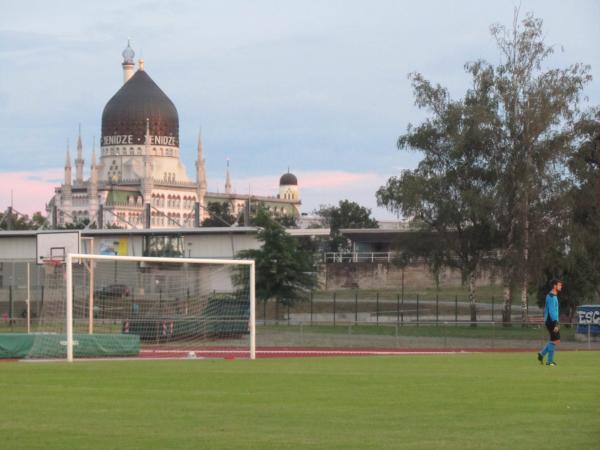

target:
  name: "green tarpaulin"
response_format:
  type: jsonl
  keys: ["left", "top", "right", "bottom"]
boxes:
{"left": 0, "top": 333, "right": 140, "bottom": 359}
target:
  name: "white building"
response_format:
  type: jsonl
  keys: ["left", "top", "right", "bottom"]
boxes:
{"left": 48, "top": 42, "right": 301, "bottom": 228}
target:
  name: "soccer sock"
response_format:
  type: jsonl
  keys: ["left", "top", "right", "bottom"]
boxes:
{"left": 546, "top": 343, "right": 556, "bottom": 363}
{"left": 540, "top": 342, "right": 551, "bottom": 357}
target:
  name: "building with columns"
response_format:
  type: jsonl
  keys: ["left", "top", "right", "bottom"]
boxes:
{"left": 48, "top": 42, "right": 301, "bottom": 228}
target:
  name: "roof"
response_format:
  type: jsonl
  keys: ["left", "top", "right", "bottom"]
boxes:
{"left": 279, "top": 172, "right": 298, "bottom": 186}
{"left": 286, "top": 228, "right": 330, "bottom": 236}
{"left": 0, "top": 227, "right": 260, "bottom": 238}
{"left": 101, "top": 70, "right": 179, "bottom": 147}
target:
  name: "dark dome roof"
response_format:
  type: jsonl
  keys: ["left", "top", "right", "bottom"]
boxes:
{"left": 101, "top": 70, "right": 179, "bottom": 147}
{"left": 280, "top": 172, "right": 298, "bottom": 186}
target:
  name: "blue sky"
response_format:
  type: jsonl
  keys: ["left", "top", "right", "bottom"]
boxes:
{"left": 0, "top": 0, "right": 598, "bottom": 218}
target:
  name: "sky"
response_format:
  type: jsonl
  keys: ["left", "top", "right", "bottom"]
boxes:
{"left": 0, "top": 0, "right": 598, "bottom": 220}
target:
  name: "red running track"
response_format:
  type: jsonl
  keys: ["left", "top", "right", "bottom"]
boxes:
{"left": 139, "top": 347, "right": 538, "bottom": 359}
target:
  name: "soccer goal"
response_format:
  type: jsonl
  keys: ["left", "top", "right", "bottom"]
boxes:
{"left": 29, "top": 254, "right": 255, "bottom": 361}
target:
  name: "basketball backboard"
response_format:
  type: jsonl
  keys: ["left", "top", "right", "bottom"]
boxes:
{"left": 36, "top": 231, "right": 81, "bottom": 265}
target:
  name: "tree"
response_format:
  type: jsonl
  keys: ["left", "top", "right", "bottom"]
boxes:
{"left": 379, "top": 10, "right": 594, "bottom": 325}
{"left": 532, "top": 114, "right": 600, "bottom": 318}
{"left": 30, "top": 212, "right": 48, "bottom": 229}
{"left": 274, "top": 214, "right": 298, "bottom": 228}
{"left": 201, "top": 202, "right": 237, "bottom": 227}
{"left": 236, "top": 201, "right": 298, "bottom": 228}
{"left": 235, "top": 207, "right": 318, "bottom": 308}
{"left": 487, "top": 10, "right": 592, "bottom": 323}
{"left": 377, "top": 68, "right": 501, "bottom": 324}
{"left": 314, "top": 200, "right": 378, "bottom": 251}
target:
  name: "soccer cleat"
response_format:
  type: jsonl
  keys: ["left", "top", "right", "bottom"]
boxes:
{"left": 546, "top": 361, "right": 557, "bottom": 366}
{"left": 537, "top": 353, "right": 544, "bottom": 365}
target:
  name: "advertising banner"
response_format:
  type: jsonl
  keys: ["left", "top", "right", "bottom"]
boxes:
{"left": 99, "top": 238, "right": 129, "bottom": 256}
{"left": 576, "top": 305, "right": 600, "bottom": 335}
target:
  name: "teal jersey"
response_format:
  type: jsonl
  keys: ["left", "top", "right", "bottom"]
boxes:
{"left": 544, "top": 293, "right": 559, "bottom": 323}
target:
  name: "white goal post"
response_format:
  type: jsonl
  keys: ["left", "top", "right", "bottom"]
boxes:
{"left": 64, "top": 253, "right": 256, "bottom": 362}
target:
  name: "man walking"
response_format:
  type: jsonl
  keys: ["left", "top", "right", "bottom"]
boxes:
{"left": 537, "top": 279, "right": 563, "bottom": 366}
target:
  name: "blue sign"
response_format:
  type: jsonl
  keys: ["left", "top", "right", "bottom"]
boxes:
{"left": 576, "top": 305, "right": 600, "bottom": 335}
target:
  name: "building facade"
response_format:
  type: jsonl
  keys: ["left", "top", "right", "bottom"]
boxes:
{"left": 48, "top": 42, "right": 300, "bottom": 229}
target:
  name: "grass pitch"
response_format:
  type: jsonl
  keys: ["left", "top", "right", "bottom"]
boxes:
{"left": 1, "top": 352, "right": 598, "bottom": 449}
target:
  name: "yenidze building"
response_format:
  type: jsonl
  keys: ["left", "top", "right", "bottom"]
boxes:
{"left": 47, "top": 42, "right": 301, "bottom": 229}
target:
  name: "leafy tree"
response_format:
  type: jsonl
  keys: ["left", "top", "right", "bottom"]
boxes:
{"left": 201, "top": 202, "right": 236, "bottom": 227}
{"left": 237, "top": 201, "right": 298, "bottom": 227}
{"left": 275, "top": 214, "right": 298, "bottom": 228}
{"left": 486, "top": 11, "right": 592, "bottom": 322}
{"left": 379, "top": 10, "right": 594, "bottom": 324}
{"left": 235, "top": 207, "right": 318, "bottom": 307}
{"left": 314, "top": 200, "right": 378, "bottom": 251}
{"left": 30, "top": 212, "right": 48, "bottom": 229}
{"left": 532, "top": 114, "right": 600, "bottom": 317}
{"left": 0, "top": 208, "right": 33, "bottom": 230}
{"left": 377, "top": 68, "right": 501, "bottom": 324}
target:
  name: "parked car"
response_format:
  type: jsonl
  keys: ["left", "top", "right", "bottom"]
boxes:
{"left": 94, "top": 284, "right": 131, "bottom": 299}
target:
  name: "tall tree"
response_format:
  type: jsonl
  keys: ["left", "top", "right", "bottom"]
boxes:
{"left": 235, "top": 207, "right": 318, "bottom": 307}
{"left": 488, "top": 10, "right": 592, "bottom": 323}
{"left": 379, "top": 10, "right": 593, "bottom": 325}
{"left": 314, "top": 200, "right": 378, "bottom": 251}
{"left": 377, "top": 67, "right": 501, "bottom": 324}
{"left": 533, "top": 114, "right": 600, "bottom": 318}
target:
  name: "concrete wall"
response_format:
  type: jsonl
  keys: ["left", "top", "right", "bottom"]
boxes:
{"left": 0, "top": 236, "right": 36, "bottom": 261}
{"left": 320, "top": 261, "right": 493, "bottom": 290}
{"left": 0, "top": 231, "right": 260, "bottom": 261}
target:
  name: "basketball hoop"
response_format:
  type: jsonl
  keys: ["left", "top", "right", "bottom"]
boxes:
{"left": 42, "top": 258, "right": 64, "bottom": 276}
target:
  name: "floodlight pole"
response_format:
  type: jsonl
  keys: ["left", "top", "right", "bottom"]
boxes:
{"left": 250, "top": 261, "right": 256, "bottom": 360}
{"left": 66, "top": 254, "right": 74, "bottom": 362}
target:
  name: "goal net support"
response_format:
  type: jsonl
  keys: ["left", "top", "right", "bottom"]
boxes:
{"left": 32, "top": 254, "right": 255, "bottom": 361}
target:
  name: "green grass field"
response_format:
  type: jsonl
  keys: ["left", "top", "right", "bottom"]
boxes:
{"left": 1, "top": 353, "right": 599, "bottom": 449}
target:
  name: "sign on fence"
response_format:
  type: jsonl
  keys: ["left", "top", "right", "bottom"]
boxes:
{"left": 576, "top": 305, "right": 600, "bottom": 335}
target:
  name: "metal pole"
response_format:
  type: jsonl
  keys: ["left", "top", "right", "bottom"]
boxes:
{"left": 26, "top": 263, "right": 31, "bottom": 334}
{"left": 436, "top": 294, "right": 439, "bottom": 326}
{"left": 376, "top": 291, "right": 379, "bottom": 326}
{"left": 89, "top": 242, "right": 95, "bottom": 334}
{"left": 401, "top": 291, "right": 404, "bottom": 326}
{"left": 333, "top": 292, "right": 336, "bottom": 327}
{"left": 455, "top": 295, "right": 458, "bottom": 325}
{"left": 491, "top": 296, "right": 495, "bottom": 322}
{"left": 310, "top": 291, "right": 313, "bottom": 326}
{"left": 249, "top": 262, "right": 256, "bottom": 359}
{"left": 8, "top": 285, "right": 13, "bottom": 328}
{"left": 354, "top": 291, "right": 358, "bottom": 325}
{"left": 66, "top": 255, "right": 74, "bottom": 362}
{"left": 416, "top": 294, "right": 419, "bottom": 327}
{"left": 396, "top": 293, "right": 400, "bottom": 325}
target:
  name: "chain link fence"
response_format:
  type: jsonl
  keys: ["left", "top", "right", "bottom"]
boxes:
{"left": 1, "top": 261, "right": 598, "bottom": 351}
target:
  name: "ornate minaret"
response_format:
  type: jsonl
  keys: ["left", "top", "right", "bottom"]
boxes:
{"left": 62, "top": 142, "right": 73, "bottom": 224}
{"left": 122, "top": 40, "right": 135, "bottom": 84}
{"left": 88, "top": 138, "right": 98, "bottom": 218}
{"left": 225, "top": 159, "right": 232, "bottom": 194}
{"left": 75, "top": 124, "right": 84, "bottom": 184}
{"left": 195, "top": 129, "right": 207, "bottom": 218}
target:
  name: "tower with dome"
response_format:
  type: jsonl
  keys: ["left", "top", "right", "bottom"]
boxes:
{"left": 48, "top": 42, "right": 301, "bottom": 228}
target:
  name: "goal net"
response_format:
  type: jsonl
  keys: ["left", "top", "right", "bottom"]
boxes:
{"left": 28, "top": 254, "right": 255, "bottom": 361}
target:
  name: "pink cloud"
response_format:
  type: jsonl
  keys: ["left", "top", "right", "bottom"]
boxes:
{"left": 0, "top": 169, "right": 62, "bottom": 216}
